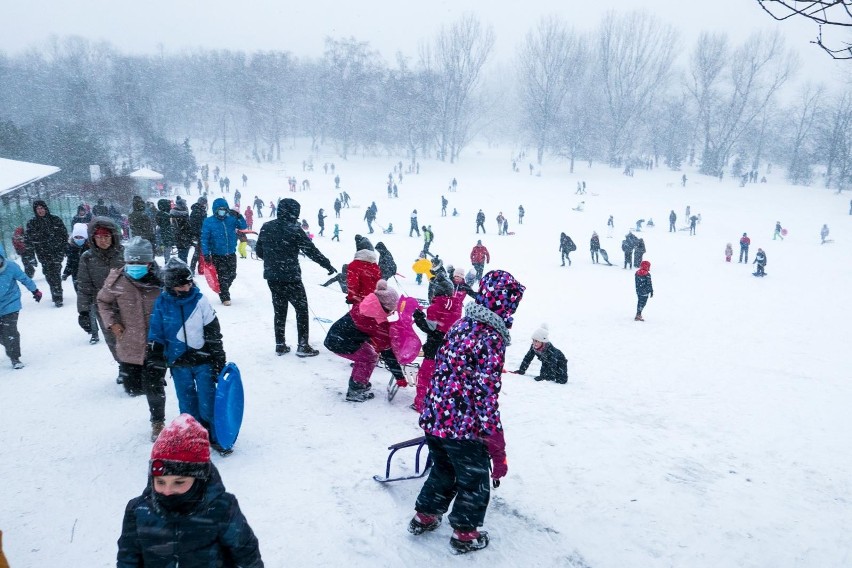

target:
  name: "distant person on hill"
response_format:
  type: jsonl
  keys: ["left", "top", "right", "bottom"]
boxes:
{"left": 725, "top": 243, "right": 733, "bottom": 262}
{"left": 518, "top": 205, "right": 525, "bottom": 225}
{"left": 739, "top": 233, "right": 751, "bottom": 263}
{"left": 820, "top": 224, "right": 830, "bottom": 244}
{"left": 773, "top": 221, "right": 784, "bottom": 240}
{"left": 669, "top": 210, "right": 677, "bottom": 232}
{"left": 590, "top": 232, "right": 600, "bottom": 264}
{"left": 469, "top": 240, "right": 490, "bottom": 282}
{"left": 633, "top": 238, "right": 646, "bottom": 267}
{"left": 559, "top": 233, "right": 576, "bottom": 266}
{"left": 689, "top": 215, "right": 698, "bottom": 236}
{"left": 753, "top": 248, "right": 767, "bottom": 276}
{"left": 622, "top": 236, "right": 633, "bottom": 269}
{"left": 476, "top": 209, "right": 486, "bottom": 234}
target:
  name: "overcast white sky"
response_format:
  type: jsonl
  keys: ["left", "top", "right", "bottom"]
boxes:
{"left": 2, "top": 0, "right": 849, "bottom": 87}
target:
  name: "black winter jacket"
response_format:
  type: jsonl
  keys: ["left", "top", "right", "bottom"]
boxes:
{"left": 518, "top": 343, "right": 568, "bottom": 383}
{"left": 189, "top": 202, "right": 207, "bottom": 241}
{"left": 128, "top": 197, "right": 156, "bottom": 243}
{"left": 25, "top": 200, "right": 68, "bottom": 263}
{"left": 255, "top": 198, "right": 334, "bottom": 282}
{"left": 155, "top": 199, "right": 174, "bottom": 246}
{"left": 375, "top": 243, "right": 397, "bottom": 280}
{"left": 117, "top": 465, "right": 263, "bottom": 568}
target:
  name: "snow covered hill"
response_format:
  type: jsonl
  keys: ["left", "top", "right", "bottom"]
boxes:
{"left": 2, "top": 146, "right": 851, "bottom": 567}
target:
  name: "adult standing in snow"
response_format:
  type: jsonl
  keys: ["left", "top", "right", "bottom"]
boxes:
{"left": 253, "top": 196, "right": 264, "bottom": 218}
{"left": 689, "top": 215, "right": 698, "bottom": 236}
{"left": 739, "top": 233, "right": 751, "bottom": 263}
{"left": 518, "top": 205, "right": 525, "bottom": 225}
{"left": 170, "top": 197, "right": 193, "bottom": 263}
{"left": 375, "top": 242, "right": 397, "bottom": 281}
{"left": 475, "top": 209, "right": 486, "bottom": 234}
{"left": 669, "top": 210, "right": 677, "bottom": 232}
{"left": 409, "top": 209, "right": 420, "bottom": 237}
{"left": 559, "top": 233, "right": 576, "bottom": 266}
{"left": 155, "top": 199, "right": 174, "bottom": 262}
{"left": 188, "top": 197, "right": 207, "bottom": 274}
{"left": 633, "top": 238, "right": 646, "bottom": 267}
{"left": 255, "top": 198, "right": 336, "bottom": 357}
{"left": 364, "top": 203, "right": 377, "bottom": 234}
{"left": 441, "top": 196, "right": 448, "bottom": 217}
{"left": 24, "top": 199, "right": 67, "bottom": 307}
{"left": 200, "top": 198, "right": 247, "bottom": 306}
{"left": 128, "top": 196, "right": 155, "bottom": 243}
{"left": 0, "top": 251, "right": 42, "bottom": 369}
{"left": 753, "top": 248, "right": 767, "bottom": 276}
{"left": 334, "top": 198, "right": 342, "bottom": 219}
{"left": 97, "top": 236, "right": 165, "bottom": 430}
{"left": 622, "top": 236, "right": 633, "bottom": 269}
{"left": 469, "top": 240, "right": 490, "bottom": 282}
{"left": 78, "top": 218, "right": 125, "bottom": 374}
{"left": 634, "top": 260, "right": 653, "bottom": 321}
{"left": 514, "top": 325, "right": 567, "bottom": 383}
{"left": 116, "top": 414, "right": 264, "bottom": 567}
{"left": 317, "top": 208, "right": 327, "bottom": 237}
{"left": 346, "top": 235, "right": 382, "bottom": 306}
{"left": 496, "top": 212, "right": 505, "bottom": 235}
{"left": 590, "top": 232, "right": 600, "bottom": 264}
{"left": 409, "top": 270, "right": 525, "bottom": 554}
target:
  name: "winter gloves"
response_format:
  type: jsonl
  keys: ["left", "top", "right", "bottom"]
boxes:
{"left": 32, "top": 290, "right": 42, "bottom": 302}
{"left": 144, "top": 341, "right": 168, "bottom": 373}
{"left": 327, "top": 266, "right": 338, "bottom": 275}
{"left": 78, "top": 312, "right": 92, "bottom": 333}
{"left": 483, "top": 429, "right": 508, "bottom": 481}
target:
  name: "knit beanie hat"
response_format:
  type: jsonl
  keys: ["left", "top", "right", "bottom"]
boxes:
{"left": 71, "top": 223, "right": 89, "bottom": 241}
{"left": 162, "top": 257, "right": 193, "bottom": 288}
{"left": 453, "top": 267, "right": 466, "bottom": 280}
{"left": 150, "top": 414, "right": 211, "bottom": 479}
{"left": 124, "top": 236, "right": 154, "bottom": 263}
{"left": 373, "top": 279, "right": 399, "bottom": 312}
{"left": 355, "top": 234, "right": 374, "bottom": 252}
{"left": 532, "top": 324, "right": 550, "bottom": 343}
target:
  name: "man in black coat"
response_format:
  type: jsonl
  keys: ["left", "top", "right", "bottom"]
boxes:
{"left": 255, "top": 198, "right": 336, "bottom": 357}
{"left": 514, "top": 324, "right": 567, "bottom": 383}
{"left": 24, "top": 200, "right": 68, "bottom": 306}
{"left": 188, "top": 197, "right": 207, "bottom": 273}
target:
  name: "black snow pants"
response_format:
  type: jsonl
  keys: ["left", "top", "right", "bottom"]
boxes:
{"left": 268, "top": 280, "right": 310, "bottom": 346}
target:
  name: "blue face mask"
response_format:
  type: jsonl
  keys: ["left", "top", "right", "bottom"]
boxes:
{"left": 217, "top": 209, "right": 227, "bottom": 218}
{"left": 124, "top": 265, "right": 149, "bottom": 279}
{"left": 73, "top": 237, "right": 87, "bottom": 246}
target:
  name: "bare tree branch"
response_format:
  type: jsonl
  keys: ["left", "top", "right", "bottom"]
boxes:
{"left": 756, "top": 1, "right": 852, "bottom": 59}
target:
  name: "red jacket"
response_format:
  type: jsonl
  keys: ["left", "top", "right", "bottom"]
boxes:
{"left": 470, "top": 244, "right": 490, "bottom": 264}
{"left": 739, "top": 236, "right": 751, "bottom": 247}
{"left": 346, "top": 250, "right": 382, "bottom": 305}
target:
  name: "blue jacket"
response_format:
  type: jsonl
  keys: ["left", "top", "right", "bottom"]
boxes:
{"left": 0, "top": 255, "right": 38, "bottom": 317}
{"left": 200, "top": 198, "right": 247, "bottom": 256}
{"left": 147, "top": 285, "right": 225, "bottom": 368}
{"left": 117, "top": 465, "right": 263, "bottom": 568}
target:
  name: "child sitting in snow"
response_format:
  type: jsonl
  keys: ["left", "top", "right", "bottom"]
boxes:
{"left": 514, "top": 324, "right": 567, "bottom": 383}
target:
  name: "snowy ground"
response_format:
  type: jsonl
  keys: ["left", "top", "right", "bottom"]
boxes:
{"left": 2, "top": 145, "right": 851, "bottom": 567}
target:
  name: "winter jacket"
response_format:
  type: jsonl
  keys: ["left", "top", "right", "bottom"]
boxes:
{"left": 70, "top": 211, "right": 93, "bottom": 228}
{"left": 635, "top": 260, "right": 653, "bottom": 297}
{"left": 147, "top": 285, "right": 225, "bottom": 369}
{"left": 24, "top": 200, "right": 68, "bottom": 263}
{"left": 62, "top": 239, "right": 88, "bottom": 281}
{"left": 170, "top": 200, "right": 194, "bottom": 250}
{"left": 189, "top": 201, "right": 207, "bottom": 241}
{"left": 470, "top": 244, "right": 490, "bottom": 264}
{"left": 346, "top": 250, "right": 382, "bottom": 305}
{"left": 155, "top": 199, "right": 174, "bottom": 247}
{"left": 255, "top": 199, "right": 334, "bottom": 282}
{"left": 476, "top": 211, "right": 485, "bottom": 225}
{"left": 128, "top": 196, "right": 155, "bottom": 243}
{"left": 518, "top": 343, "right": 567, "bottom": 383}
{"left": 92, "top": 202, "right": 109, "bottom": 217}
{"left": 740, "top": 236, "right": 751, "bottom": 249}
{"left": 559, "top": 234, "right": 576, "bottom": 253}
{"left": 76, "top": 217, "right": 125, "bottom": 312}
{"left": 97, "top": 267, "right": 162, "bottom": 365}
{"left": 0, "top": 254, "right": 38, "bottom": 317}
{"left": 420, "top": 270, "right": 525, "bottom": 440}
{"left": 375, "top": 243, "right": 397, "bottom": 281}
{"left": 590, "top": 235, "right": 600, "bottom": 252}
{"left": 753, "top": 251, "right": 767, "bottom": 267}
{"left": 201, "top": 198, "right": 247, "bottom": 256}
{"left": 116, "top": 465, "right": 263, "bottom": 568}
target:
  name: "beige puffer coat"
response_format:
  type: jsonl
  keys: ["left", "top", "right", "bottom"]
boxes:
{"left": 96, "top": 268, "right": 162, "bottom": 365}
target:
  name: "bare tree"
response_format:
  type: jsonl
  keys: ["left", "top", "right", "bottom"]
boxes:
{"left": 783, "top": 83, "right": 824, "bottom": 184}
{"left": 597, "top": 11, "right": 678, "bottom": 166}
{"left": 420, "top": 14, "right": 495, "bottom": 163}
{"left": 819, "top": 92, "right": 852, "bottom": 189}
{"left": 755, "top": 0, "right": 852, "bottom": 59}
{"left": 516, "top": 16, "right": 587, "bottom": 165}
{"left": 689, "top": 30, "right": 797, "bottom": 176}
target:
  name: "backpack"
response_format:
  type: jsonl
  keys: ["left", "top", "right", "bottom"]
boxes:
{"left": 566, "top": 238, "right": 576, "bottom": 252}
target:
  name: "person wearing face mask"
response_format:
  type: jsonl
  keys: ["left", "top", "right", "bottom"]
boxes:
{"left": 200, "top": 198, "right": 247, "bottom": 306}
{"left": 117, "top": 414, "right": 264, "bottom": 567}
{"left": 97, "top": 238, "right": 165, "bottom": 433}
{"left": 144, "top": 258, "right": 228, "bottom": 446}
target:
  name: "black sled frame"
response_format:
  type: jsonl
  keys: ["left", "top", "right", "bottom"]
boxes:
{"left": 373, "top": 436, "right": 432, "bottom": 483}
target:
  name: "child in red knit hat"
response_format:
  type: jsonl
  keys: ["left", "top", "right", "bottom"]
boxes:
{"left": 117, "top": 414, "right": 264, "bottom": 567}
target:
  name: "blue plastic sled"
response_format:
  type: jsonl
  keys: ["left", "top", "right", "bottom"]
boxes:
{"left": 213, "top": 363, "right": 244, "bottom": 451}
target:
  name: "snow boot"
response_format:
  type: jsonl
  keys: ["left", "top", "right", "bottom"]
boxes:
{"left": 150, "top": 421, "right": 165, "bottom": 442}
{"left": 450, "top": 530, "right": 489, "bottom": 554}
{"left": 408, "top": 513, "right": 442, "bottom": 535}
{"left": 346, "top": 379, "right": 375, "bottom": 402}
{"left": 11, "top": 359, "right": 24, "bottom": 370}
{"left": 275, "top": 343, "right": 291, "bottom": 356}
{"left": 211, "top": 441, "right": 234, "bottom": 456}
{"left": 634, "top": 313, "right": 644, "bottom": 321}
{"left": 89, "top": 333, "right": 100, "bottom": 345}
{"left": 296, "top": 343, "right": 319, "bottom": 358}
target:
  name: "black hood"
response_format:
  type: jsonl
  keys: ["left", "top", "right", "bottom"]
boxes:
{"left": 132, "top": 196, "right": 146, "bottom": 212}
{"left": 278, "top": 198, "right": 300, "bottom": 221}
{"left": 157, "top": 199, "right": 171, "bottom": 213}
{"left": 32, "top": 199, "right": 50, "bottom": 215}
